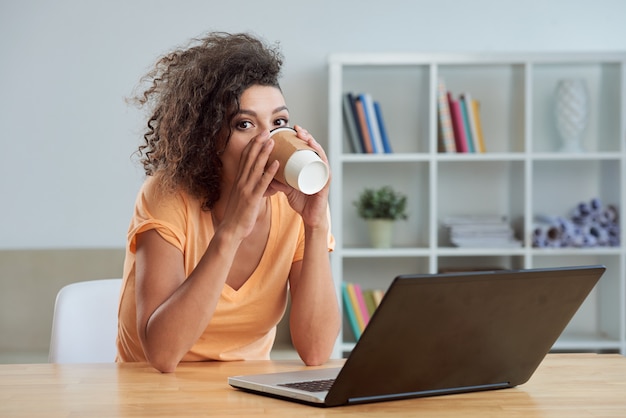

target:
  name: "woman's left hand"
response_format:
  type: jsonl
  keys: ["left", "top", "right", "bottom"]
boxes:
{"left": 267, "top": 125, "right": 330, "bottom": 229}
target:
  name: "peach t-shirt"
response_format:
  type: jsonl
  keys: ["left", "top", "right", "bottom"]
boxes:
{"left": 116, "top": 176, "right": 332, "bottom": 362}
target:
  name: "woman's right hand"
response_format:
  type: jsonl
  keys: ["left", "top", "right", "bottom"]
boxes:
{"left": 217, "top": 131, "right": 279, "bottom": 240}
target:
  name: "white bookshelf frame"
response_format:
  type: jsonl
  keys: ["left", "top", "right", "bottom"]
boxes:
{"left": 327, "top": 52, "right": 626, "bottom": 357}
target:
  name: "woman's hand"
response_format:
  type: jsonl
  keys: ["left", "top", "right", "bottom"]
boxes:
{"left": 220, "top": 131, "right": 279, "bottom": 239}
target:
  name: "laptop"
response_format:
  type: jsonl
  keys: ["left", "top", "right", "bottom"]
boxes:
{"left": 229, "top": 264, "right": 605, "bottom": 407}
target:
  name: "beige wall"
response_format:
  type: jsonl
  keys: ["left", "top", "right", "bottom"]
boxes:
{"left": 0, "top": 249, "right": 125, "bottom": 361}
{"left": 0, "top": 249, "right": 292, "bottom": 363}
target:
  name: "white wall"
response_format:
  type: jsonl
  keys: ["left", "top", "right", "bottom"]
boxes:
{"left": 1, "top": 0, "right": 624, "bottom": 249}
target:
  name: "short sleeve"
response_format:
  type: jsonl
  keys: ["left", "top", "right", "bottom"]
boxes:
{"left": 126, "top": 177, "right": 188, "bottom": 254}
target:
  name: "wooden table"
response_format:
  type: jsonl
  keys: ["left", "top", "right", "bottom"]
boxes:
{"left": 1, "top": 354, "right": 625, "bottom": 417}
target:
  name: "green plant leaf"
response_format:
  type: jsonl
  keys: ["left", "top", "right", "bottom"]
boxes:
{"left": 353, "top": 186, "right": 408, "bottom": 220}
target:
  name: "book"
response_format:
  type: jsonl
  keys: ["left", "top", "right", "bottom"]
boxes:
{"left": 459, "top": 94, "right": 475, "bottom": 152}
{"left": 371, "top": 289, "right": 385, "bottom": 307}
{"left": 345, "top": 282, "right": 366, "bottom": 332}
{"left": 363, "top": 288, "right": 386, "bottom": 316}
{"left": 437, "top": 77, "right": 456, "bottom": 153}
{"left": 442, "top": 214, "right": 522, "bottom": 248}
{"left": 342, "top": 93, "right": 364, "bottom": 153}
{"left": 373, "top": 101, "right": 393, "bottom": 153}
{"left": 448, "top": 92, "right": 469, "bottom": 153}
{"left": 341, "top": 282, "right": 361, "bottom": 340}
{"left": 470, "top": 99, "right": 487, "bottom": 152}
{"left": 363, "top": 289, "right": 378, "bottom": 316}
{"left": 354, "top": 98, "right": 374, "bottom": 153}
{"left": 353, "top": 283, "right": 371, "bottom": 330}
{"left": 448, "top": 225, "right": 515, "bottom": 241}
{"left": 441, "top": 214, "right": 509, "bottom": 225}
{"left": 451, "top": 237, "right": 522, "bottom": 248}
{"left": 359, "top": 93, "right": 384, "bottom": 153}
{"left": 461, "top": 93, "right": 482, "bottom": 153}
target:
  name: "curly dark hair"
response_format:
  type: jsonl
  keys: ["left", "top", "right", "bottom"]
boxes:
{"left": 131, "top": 32, "right": 283, "bottom": 210}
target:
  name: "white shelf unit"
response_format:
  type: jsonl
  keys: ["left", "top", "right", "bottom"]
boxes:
{"left": 327, "top": 52, "right": 626, "bottom": 358}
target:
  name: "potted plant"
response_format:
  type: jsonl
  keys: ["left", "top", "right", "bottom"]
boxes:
{"left": 353, "top": 186, "right": 408, "bottom": 248}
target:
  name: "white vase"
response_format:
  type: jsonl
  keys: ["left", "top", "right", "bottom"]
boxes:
{"left": 366, "top": 219, "right": 394, "bottom": 248}
{"left": 555, "top": 79, "right": 589, "bottom": 153}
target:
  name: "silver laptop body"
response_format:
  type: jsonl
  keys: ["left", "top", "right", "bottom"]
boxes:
{"left": 229, "top": 265, "right": 605, "bottom": 407}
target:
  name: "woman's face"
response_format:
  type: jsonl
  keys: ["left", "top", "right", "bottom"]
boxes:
{"left": 221, "top": 84, "right": 289, "bottom": 184}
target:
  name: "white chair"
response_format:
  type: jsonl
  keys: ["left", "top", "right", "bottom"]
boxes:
{"left": 48, "top": 278, "right": 122, "bottom": 363}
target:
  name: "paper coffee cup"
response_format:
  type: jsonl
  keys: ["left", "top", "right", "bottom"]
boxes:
{"left": 268, "top": 127, "right": 329, "bottom": 194}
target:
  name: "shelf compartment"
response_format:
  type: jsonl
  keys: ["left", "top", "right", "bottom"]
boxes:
{"left": 531, "top": 61, "right": 623, "bottom": 153}
{"left": 339, "top": 257, "right": 429, "bottom": 347}
{"left": 531, "top": 160, "right": 621, "bottom": 241}
{"left": 341, "top": 65, "right": 430, "bottom": 154}
{"left": 342, "top": 161, "right": 429, "bottom": 249}
{"left": 437, "top": 160, "right": 525, "bottom": 248}
{"left": 438, "top": 63, "right": 525, "bottom": 153}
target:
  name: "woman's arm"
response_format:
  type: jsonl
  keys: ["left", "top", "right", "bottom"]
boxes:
{"left": 134, "top": 225, "right": 240, "bottom": 372}
{"left": 283, "top": 125, "right": 340, "bottom": 365}
{"left": 288, "top": 223, "right": 341, "bottom": 365}
{"left": 135, "top": 133, "right": 278, "bottom": 373}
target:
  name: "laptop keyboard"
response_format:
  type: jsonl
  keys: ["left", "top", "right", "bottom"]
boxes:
{"left": 278, "top": 378, "right": 335, "bottom": 392}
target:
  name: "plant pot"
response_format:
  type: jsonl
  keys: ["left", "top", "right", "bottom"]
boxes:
{"left": 366, "top": 219, "right": 395, "bottom": 248}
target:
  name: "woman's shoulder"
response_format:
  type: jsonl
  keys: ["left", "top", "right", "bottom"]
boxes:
{"left": 140, "top": 175, "right": 168, "bottom": 197}
{"left": 137, "top": 175, "right": 199, "bottom": 214}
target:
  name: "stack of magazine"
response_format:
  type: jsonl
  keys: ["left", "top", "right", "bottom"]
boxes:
{"left": 442, "top": 214, "right": 521, "bottom": 248}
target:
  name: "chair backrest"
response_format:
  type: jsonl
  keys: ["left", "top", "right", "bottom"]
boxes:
{"left": 48, "top": 278, "right": 122, "bottom": 363}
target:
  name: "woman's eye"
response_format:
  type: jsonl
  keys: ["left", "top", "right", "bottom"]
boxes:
{"left": 237, "top": 120, "right": 253, "bottom": 130}
{"left": 275, "top": 118, "right": 288, "bottom": 127}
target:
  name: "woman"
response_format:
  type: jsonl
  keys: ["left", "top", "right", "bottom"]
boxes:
{"left": 116, "top": 32, "right": 340, "bottom": 373}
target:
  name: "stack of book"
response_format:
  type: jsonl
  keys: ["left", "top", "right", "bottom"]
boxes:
{"left": 342, "top": 92, "right": 392, "bottom": 154}
{"left": 341, "top": 282, "right": 385, "bottom": 340}
{"left": 437, "top": 76, "right": 486, "bottom": 153}
{"left": 442, "top": 214, "right": 521, "bottom": 248}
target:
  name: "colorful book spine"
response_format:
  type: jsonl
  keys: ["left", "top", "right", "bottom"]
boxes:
{"left": 448, "top": 92, "right": 469, "bottom": 153}
{"left": 437, "top": 77, "right": 456, "bottom": 153}
{"left": 462, "top": 93, "right": 485, "bottom": 153}
{"left": 373, "top": 101, "right": 392, "bottom": 153}
{"left": 459, "top": 95, "right": 475, "bottom": 152}
{"left": 359, "top": 93, "right": 383, "bottom": 153}
{"left": 353, "top": 283, "right": 370, "bottom": 330}
{"left": 342, "top": 93, "right": 364, "bottom": 153}
{"left": 470, "top": 99, "right": 487, "bottom": 152}
{"left": 345, "top": 282, "right": 366, "bottom": 332}
{"left": 363, "top": 289, "right": 378, "bottom": 317}
{"left": 341, "top": 282, "right": 361, "bottom": 340}
{"left": 371, "top": 289, "right": 385, "bottom": 307}
{"left": 355, "top": 98, "right": 374, "bottom": 153}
